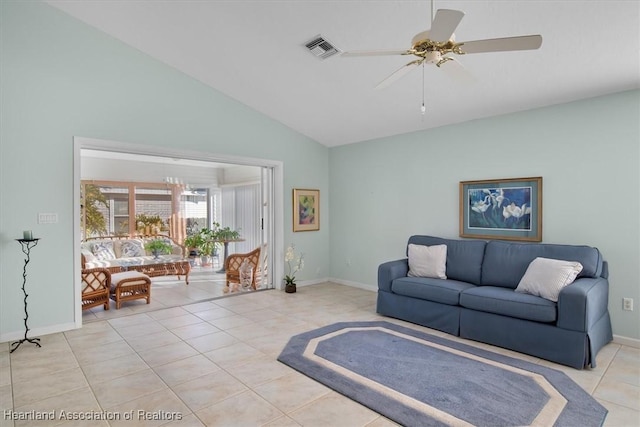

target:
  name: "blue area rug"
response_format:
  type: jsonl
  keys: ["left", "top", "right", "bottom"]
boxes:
{"left": 277, "top": 321, "right": 607, "bottom": 427}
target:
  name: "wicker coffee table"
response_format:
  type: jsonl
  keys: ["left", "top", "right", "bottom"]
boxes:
{"left": 113, "top": 258, "right": 191, "bottom": 285}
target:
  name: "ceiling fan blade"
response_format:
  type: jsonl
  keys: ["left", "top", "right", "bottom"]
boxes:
{"left": 429, "top": 9, "right": 465, "bottom": 42}
{"left": 341, "top": 49, "right": 409, "bottom": 57}
{"left": 441, "top": 58, "right": 475, "bottom": 85}
{"left": 458, "top": 35, "right": 542, "bottom": 54}
{"left": 375, "top": 60, "right": 423, "bottom": 89}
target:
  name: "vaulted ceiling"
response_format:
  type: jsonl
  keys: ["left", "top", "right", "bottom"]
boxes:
{"left": 48, "top": 1, "right": 640, "bottom": 147}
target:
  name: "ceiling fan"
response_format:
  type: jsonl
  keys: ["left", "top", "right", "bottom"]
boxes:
{"left": 342, "top": 6, "right": 542, "bottom": 89}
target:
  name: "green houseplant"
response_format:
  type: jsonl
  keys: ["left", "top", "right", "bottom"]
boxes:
{"left": 144, "top": 239, "right": 172, "bottom": 259}
{"left": 80, "top": 183, "right": 109, "bottom": 237}
{"left": 183, "top": 233, "right": 204, "bottom": 266}
{"left": 202, "top": 223, "right": 241, "bottom": 256}
{"left": 215, "top": 226, "right": 241, "bottom": 241}
{"left": 184, "top": 233, "right": 204, "bottom": 254}
{"left": 198, "top": 227, "right": 217, "bottom": 259}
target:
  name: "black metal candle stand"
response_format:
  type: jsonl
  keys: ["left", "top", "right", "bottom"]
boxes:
{"left": 11, "top": 238, "right": 42, "bottom": 353}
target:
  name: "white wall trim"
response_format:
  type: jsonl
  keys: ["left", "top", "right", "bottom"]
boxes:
{"left": 0, "top": 322, "right": 78, "bottom": 343}
{"left": 73, "top": 136, "right": 284, "bottom": 321}
{"left": 613, "top": 334, "right": 640, "bottom": 349}
{"left": 73, "top": 139, "right": 82, "bottom": 328}
{"left": 294, "top": 278, "right": 331, "bottom": 287}
{"left": 327, "top": 278, "right": 377, "bottom": 292}
{"left": 307, "top": 280, "right": 640, "bottom": 349}
{"left": 293, "top": 277, "right": 376, "bottom": 292}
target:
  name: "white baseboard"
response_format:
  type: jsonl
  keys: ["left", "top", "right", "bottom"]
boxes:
{"left": 327, "top": 278, "right": 377, "bottom": 292}
{"left": 300, "top": 281, "right": 640, "bottom": 348}
{"left": 1, "top": 322, "right": 78, "bottom": 344}
{"left": 613, "top": 334, "right": 640, "bottom": 349}
{"left": 295, "top": 278, "right": 331, "bottom": 287}
{"left": 293, "top": 277, "right": 376, "bottom": 292}
{"left": 7, "top": 293, "right": 635, "bottom": 352}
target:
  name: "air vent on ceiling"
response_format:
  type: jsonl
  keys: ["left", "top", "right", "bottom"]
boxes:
{"left": 304, "top": 35, "right": 340, "bottom": 60}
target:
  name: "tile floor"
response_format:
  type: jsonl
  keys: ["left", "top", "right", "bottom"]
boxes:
{"left": 1, "top": 282, "right": 639, "bottom": 426}
{"left": 81, "top": 267, "right": 233, "bottom": 322}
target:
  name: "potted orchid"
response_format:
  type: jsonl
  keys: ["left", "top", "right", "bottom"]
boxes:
{"left": 284, "top": 244, "right": 304, "bottom": 293}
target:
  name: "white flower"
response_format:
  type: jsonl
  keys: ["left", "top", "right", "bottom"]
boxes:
{"left": 503, "top": 202, "right": 529, "bottom": 219}
{"left": 285, "top": 245, "right": 295, "bottom": 262}
{"left": 285, "top": 244, "right": 304, "bottom": 280}
{"left": 471, "top": 200, "right": 490, "bottom": 214}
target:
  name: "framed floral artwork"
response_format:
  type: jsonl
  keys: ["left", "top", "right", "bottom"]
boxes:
{"left": 459, "top": 177, "right": 542, "bottom": 241}
{"left": 293, "top": 188, "right": 319, "bottom": 232}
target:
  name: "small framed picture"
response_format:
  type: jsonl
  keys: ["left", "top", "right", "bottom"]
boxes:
{"left": 460, "top": 176, "right": 542, "bottom": 241}
{"left": 293, "top": 188, "right": 319, "bottom": 232}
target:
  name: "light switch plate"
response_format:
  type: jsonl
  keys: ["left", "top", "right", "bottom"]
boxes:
{"left": 38, "top": 213, "right": 58, "bottom": 224}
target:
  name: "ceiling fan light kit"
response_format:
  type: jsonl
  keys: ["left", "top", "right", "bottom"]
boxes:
{"left": 342, "top": 7, "right": 542, "bottom": 91}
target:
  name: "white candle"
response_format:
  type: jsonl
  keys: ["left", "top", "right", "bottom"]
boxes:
{"left": 23, "top": 230, "right": 33, "bottom": 240}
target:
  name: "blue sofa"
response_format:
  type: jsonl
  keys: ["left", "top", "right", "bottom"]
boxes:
{"left": 377, "top": 235, "right": 613, "bottom": 369}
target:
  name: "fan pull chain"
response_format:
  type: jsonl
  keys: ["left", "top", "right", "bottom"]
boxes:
{"left": 421, "top": 62, "right": 426, "bottom": 117}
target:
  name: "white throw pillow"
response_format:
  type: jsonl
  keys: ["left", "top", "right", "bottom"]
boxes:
{"left": 515, "top": 257, "right": 583, "bottom": 302}
{"left": 407, "top": 244, "right": 447, "bottom": 279}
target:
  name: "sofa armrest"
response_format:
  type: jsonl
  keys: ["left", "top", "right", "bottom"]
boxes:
{"left": 378, "top": 259, "right": 409, "bottom": 292}
{"left": 557, "top": 277, "right": 609, "bottom": 332}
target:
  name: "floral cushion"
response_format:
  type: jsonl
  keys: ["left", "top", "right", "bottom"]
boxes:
{"left": 91, "top": 241, "right": 116, "bottom": 261}
{"left": 120, "top": 239, "right": 145, "bottom": 257}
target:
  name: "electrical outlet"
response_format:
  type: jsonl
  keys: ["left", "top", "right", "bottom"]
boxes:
{"left": 346, "top": 259, "right": 352, "bottom": 266}
{"left": 623, "top": 298, "right": 634, "bottom": 311}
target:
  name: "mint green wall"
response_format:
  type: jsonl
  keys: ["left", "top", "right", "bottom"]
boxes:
{"left": 329, "top": 90, "right": 640, "bottom": 340}
{"left": 2, "top": 1, "right": 638, "bottom": 344}
{"left": 0, "top": 2, "right": 329, "bottom": 338}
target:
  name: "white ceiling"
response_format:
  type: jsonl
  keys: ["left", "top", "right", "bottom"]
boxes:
{"left": 47, "top": 1, "right": 640, "bottom": 147}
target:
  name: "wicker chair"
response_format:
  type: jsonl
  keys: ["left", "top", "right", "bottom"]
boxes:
{"left": 81, "top": 268, "right": 111, "bottom": 311}
{"left": 224, "top": 246, "right": 263, "bottom": 291}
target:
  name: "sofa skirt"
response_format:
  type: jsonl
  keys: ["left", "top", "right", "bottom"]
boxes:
{"left": 460, "top": 309, "right": 592, "bottom": 369}
{"left": 377, "top": 290, "right": 460, "bottom": 336}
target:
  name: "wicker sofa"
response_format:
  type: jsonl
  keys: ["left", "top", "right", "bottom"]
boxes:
{"left": 81, "top": 235, "right": 184, "bottom": 267}
{"left": 81, "top": 235, "right": 190, "bottom": 284}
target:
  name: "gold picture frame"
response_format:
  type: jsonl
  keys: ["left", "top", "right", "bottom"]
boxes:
{"left": 293, "top": 188, "right": 319, "bottom": 232}
{"left": 459, "top": 176, "right": 542, "bottom": 241}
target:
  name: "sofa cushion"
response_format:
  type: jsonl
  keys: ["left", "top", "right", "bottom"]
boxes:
{"left": 120, "top": 239, "right": 145, "bottom": 257}
{"left": 408, "top": 236, "right": 486, "bottom": 285}
{"left": 460, "top": 286, "right": 557, "bottom": 323}
{"left": 515, "top": 257, "right": 583, "bottom": 302}
{"left": 407, "top": 244, "right": 447, "bottom": 279}
{"left": 91, "top": 241, "right": 116, "bottom": 261}
{"left": 81, "top": 249, "right": 97, "bottom": 263}
{"left": 392, "top": 277, "right": 476, "bottom": 306}
{"left": 481, "top": 240, "right": 602, "bottom": 289}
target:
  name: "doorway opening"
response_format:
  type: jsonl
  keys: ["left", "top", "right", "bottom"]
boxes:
{"left": 73, "top": 137, "right": 283, "bottom": 325}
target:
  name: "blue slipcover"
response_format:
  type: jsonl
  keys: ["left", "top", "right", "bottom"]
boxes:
{"left": 408, "top": 236, "right": 486, "bottom": 285}
{"left": 482, "top": 240, "right": 603, "bottom": 288}
{"left": 393, "top": 277, "right": 476, "bottom": 306}
{"left": 460, "top": 286, "right": 557, "bottom": 323}
{"left": 377, "top": 235, "right": 613, "bottom": 369}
